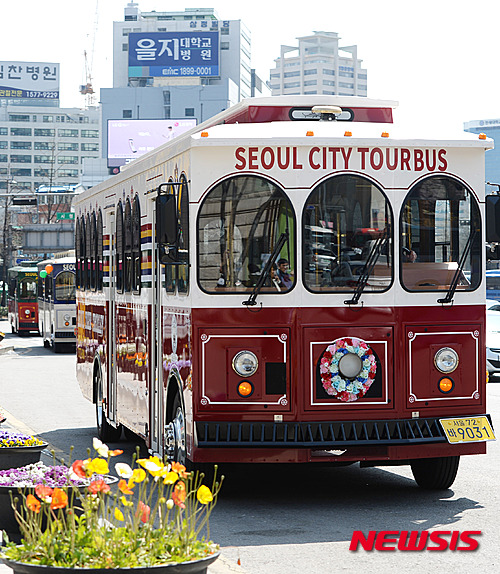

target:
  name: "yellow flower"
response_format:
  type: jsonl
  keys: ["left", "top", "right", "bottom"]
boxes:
{"left": 163, "top": 471, "right": 179, "bottom": 485}
{"left": 120, "top": 496, "right": 134, "bottom": 507}
{"left": 196, "top": 485, "right": 213, "bottom": 505}
{"left": 87, "top": 458, "right": 109, "bottom": 475}
{"left": 114, "top": 507, "right": 124, "bottom": 521}
{"left": 137, "top": 456, "right": 164, "bottom": 476}
{"left": 130, "top": 468, "right": 146, "bottom": 484}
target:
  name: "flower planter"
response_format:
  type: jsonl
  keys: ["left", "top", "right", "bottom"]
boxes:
{"left": 0, "top": 444, "right": 48, "bottom": 471}
{"left": 0, "top": 553, "right": 220, "bottom": 574}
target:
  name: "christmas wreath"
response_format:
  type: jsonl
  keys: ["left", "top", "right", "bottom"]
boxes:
{"left": 319, "top": 337, "right": 377, "bottom": 402}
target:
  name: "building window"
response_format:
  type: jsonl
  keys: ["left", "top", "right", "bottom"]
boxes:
{"left": 34, "top": 128, "right": 55, "bottom": 137}
{"left": 10, "top": 141, "right": 32, "bottom": 149}
{"left": 81, "top": 143, "right": 99, "bottom": 151}
{"left": 323, "top": 69, "right": 335, "bottom": 76}
{"left": 58, "top": 142, "right": 78, "bottom": 151}
{"left": 0, "top": 141, "right": 7, "bottom": 149}
{"left": 304, "top": 80, "right": 317, "bottom": 86}
{"left": 35, "top": 142, "right": 55, "bottom": 150}
{"left": 323, "top": 80, "right": 335, "bottom": 86}
{"left": 43, "top": 116, "right": 54, "bottom": 122}
{"left": 0, "top": 128, "right": 7, "bottom": 135}
{"left": 11, "top": 168, "right": 31, "bottom": 177}
{"left": 58, "top": 156, "right": 79, "bottom": 164}
{"left": 284, "top": 71, "right": 300, "bottom": 78}
{"left": 339, "top": 82, "right": 354, "bottom": 89}
{"left": 123, "top": 109, "right": 132, "bottom": 119}
{"left": 185, "top": 108, "right": 195, "bottom": 117}
{"left": 59, "top": 129, "right": 79, "bottom": 137}
{"left": 81, "top": 130, "right": 99, "bottom": 138}
{"left": 339, "top": 71, "right": 354, "bottom": 78}
{"left": 10, "top": 128, "right": 32, "bottom": 136}
{"left": 34, "top": 155, "right": 53, "bottom": 163}
{"left": 8, "top": 114, "right": 30, "bottom": 122}
{"left": 221, "top": 42, "right": 230, "bottom": 50}
{"left": 284, "top": 82, "right": 300, "bottom": 89}
{"left": 122, "top": 43, "right": 128, "bottom": 51}
{"left": 10, "top": 154, "right": 32, "bottom": 163}
{"left": 304, "top": 69, "right": 317, "bottom": 76}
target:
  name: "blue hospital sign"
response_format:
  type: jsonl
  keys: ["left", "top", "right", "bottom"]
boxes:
{"left": 128, "top": 32, "right": 219, "bottom": 78}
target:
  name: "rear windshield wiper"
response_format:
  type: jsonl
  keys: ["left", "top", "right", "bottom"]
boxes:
{"left": 344, "top": 234, "right": 388, "bottom": 306}
{"left": 437, "top": 227, "right": 477, "bottom": 304}
{"left": 243, "top": 231, "right": 289, "bottom": 307}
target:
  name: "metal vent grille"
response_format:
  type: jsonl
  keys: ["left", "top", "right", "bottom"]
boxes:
{"left": 196, "top": 418, "right": 448, "bottom": 448}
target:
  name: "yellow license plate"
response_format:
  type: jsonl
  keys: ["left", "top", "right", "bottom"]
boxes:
{"left": 440, "top": 417, "right": 496, "bottom": 444}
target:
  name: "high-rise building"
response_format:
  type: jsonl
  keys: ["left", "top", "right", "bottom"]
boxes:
{"left": 100, "top": 3, "right": 269, "bottom": 166}
{"left": 269, "top": 31, "right": 367, "bottom": 97}
{"left": 464, "top": 119, "right": 500, "bottom": 191}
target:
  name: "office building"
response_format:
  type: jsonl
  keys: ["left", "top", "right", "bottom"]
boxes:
{"left": 100, "top": 2, "right": 269, "bottom": 166}
{"left": 464, "top": 119, "right": 500, "bottom": 191}
{"left": 269, "top": 31, "right": 367, "bottom": 97}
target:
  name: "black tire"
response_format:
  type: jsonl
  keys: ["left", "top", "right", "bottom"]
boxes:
{"left": 95, "top": 366, "right": 122, "bottom": 442}
{"left": 410, "top": 456, "right": 460, "bottom": 490}
{"left": 165, "top": 394, "right": 188, "bottom": 466}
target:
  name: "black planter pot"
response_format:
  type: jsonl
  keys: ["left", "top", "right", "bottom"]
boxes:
{"left": 0, "top": 444, "right": 48, "bottom": 471}
{"left": 0, "top": 553, "right": 220, "bottom": 574}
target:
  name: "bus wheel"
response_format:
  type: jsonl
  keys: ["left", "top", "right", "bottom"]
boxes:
{"left": 410, "top": 456, "right": 460, "bottom": 489}
{"left": 165, "top": 394, "right": 187, "bottom": 465}
{"left": 95, "top": 366, "right": 122, "bottom": 443}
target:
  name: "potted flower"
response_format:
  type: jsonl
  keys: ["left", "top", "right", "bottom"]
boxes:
{"left": 0, "top": 430, "right": 48, "bottom": 471}
{"left": 0, "top": 459, "right": 115, "bottom": 540}
{"left": 0, "top": 438, "right": 222, "bottom": 574}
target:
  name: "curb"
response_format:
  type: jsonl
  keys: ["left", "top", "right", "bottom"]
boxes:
{"left": 0, "top": 346, "right": 14, "bottom": 356}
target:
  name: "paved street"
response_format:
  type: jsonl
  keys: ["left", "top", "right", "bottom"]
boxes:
{"left": 1, "top": 319, "right": 499, "bottom": 573}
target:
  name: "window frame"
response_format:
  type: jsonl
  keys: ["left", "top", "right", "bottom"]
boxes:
{"left": 301, "top": 174, "right": 394, "bottom": 295}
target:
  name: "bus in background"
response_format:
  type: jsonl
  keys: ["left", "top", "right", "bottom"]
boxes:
{"left": 7, "top": 264, "right": 39, "bottom": 335}
{"left": 37, "top": 253, "right": 76, "bottom": 352}
{"left": 75, "top": 95, "right": 496, "bottom": 490}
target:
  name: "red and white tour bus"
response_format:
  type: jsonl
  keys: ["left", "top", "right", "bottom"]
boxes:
{"left": 7, "top": 264, "right": 39, "bottom": 335}
{"left": 75, "top": 95, "right": 496, "bottom": 489}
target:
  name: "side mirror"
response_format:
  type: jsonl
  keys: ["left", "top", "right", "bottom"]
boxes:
{"left": 155, "top": 194, "right": 179, "bottom": 263}
{"left": 486, "top": 195, "right": 500, "bottom": 243}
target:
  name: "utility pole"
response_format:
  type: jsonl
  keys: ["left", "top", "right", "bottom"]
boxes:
{"left": 1, "top": 177, "right": 16, "bottom": 307}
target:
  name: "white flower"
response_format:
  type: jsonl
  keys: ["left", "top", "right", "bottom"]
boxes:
{"left": 93, "top": 437, "right": 109, "bottom": 457}
{"left": 115, "top": 462, "right": 133, "bottom": 479}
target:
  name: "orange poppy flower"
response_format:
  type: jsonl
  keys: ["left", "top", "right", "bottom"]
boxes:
{"left": 71, "top": 460, "right": 87, "bottom": 479}
{"left": 88, "top": 479, "right": 111, "bottom": 495}
{"left": 35, "top": 484, "right": 53, "bottom": 502}
{"left": 172, "top": 481, "right": 186, "bottom": 508}
{"left": 118, "top": 479, "right": 134, "bottom": 495}
{"left": 171, "top": 462, "right": 189, "bottom": 478}
{"left": 50, "top": 488, "right": 68, "bottom": 510}
{"left": 26, "top": 494, "right": 41, "bottom": 513}
{"left": 108, "top": 449, "right": 124, "bottom": 457}
{"left": 137, "top": 501, "right": 150, "bottom": 523}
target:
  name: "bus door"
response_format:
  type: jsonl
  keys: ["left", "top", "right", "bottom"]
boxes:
{"left": 149, "top": 201, "right": 163, "bottom": 454}
{"left": 107, "top": 213, "right": 118, "bottom": 425}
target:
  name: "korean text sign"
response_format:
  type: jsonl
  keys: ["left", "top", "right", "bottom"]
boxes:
{"left": 0, "top": 61, "right": 59, "bottom": 99}
{"left": 128, "top": 32, "right": 219, "bottom": 78}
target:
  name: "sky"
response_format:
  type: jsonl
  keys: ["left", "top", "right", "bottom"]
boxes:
{"left": 1, "top": 0, "right": 500, "bottom": 133}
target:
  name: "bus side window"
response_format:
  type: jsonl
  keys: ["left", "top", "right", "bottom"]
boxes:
{"left": 86, "top": 214, "right": 92, "bottom": 291}
{"left": 177, "top": 174, "right": 189, "bottom": 295}
{"left": 97, "top": 210, "right": 103, "bottom": 291}
{"left": 132, "top": 196, "right": 141, "bottom": 294}
{"left": 116, "top": 202, "right": 124, "bottom": 293}
{"left": 124, "top": 199, "right": 132, "bottom": 293}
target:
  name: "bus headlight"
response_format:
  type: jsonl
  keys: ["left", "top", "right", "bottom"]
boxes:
{"left": 232, "top": 351, "right": 258, "bottom": 377}
{"left": 434, "top": 347, "right": 459, "bottom": 373}
{"left": 63, "top": 313, "right": 71, "bottom": 322}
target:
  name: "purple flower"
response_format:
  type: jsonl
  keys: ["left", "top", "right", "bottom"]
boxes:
{"left": 0, "top": 430, "right": 45, "bottom": 448}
